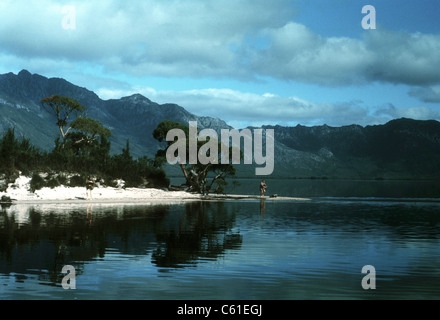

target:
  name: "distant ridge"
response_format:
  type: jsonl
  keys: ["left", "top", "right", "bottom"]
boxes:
{"left": 1, "top": 70, "right": 440, "bottom": 179}
{"left": 0, "top": 70, "right": 229, "bottom": 158}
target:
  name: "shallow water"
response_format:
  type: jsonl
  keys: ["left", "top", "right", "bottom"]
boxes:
{"left": 1, "top": 179, "right": 440, "bottom": 300}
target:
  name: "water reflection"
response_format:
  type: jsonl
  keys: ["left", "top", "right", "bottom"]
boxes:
{"left": 2, "top": 198, "right": 440, "bottom": 299}
{"left": 276, "top": 201, "right": 440, "bottom": 242}
{"left": 228, "top": 178, "right": 440, "bottom": 199}
{"left": 259, "top": 198, "right": 266, "bottom": 215}
{"left": 0, "top": 201, "right": 242, "bottom": 287}
{"left": 153, "top": 202, "right": 242, "bottom": 269}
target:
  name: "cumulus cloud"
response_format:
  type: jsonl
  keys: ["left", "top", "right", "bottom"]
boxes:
{"left": 375, "top": 103, "right": 440, "bottom": 121}
{"left": 364, "top": 30, "right": 440, "bottom": 86}
{"left": 408, "top": 86, "right": 440, "bottom": 103}
{"left": 0, "top": 0, "right": 294, "bottom": 79}
{"left": 249, "top": 22, "right": 372, "bottom": 86}
{"left": 97, "top": 86, "right": 434, "bottom": 128}
{"left": 2, "top": 0, "right": 439, "bottom": 88}
{"left": 250, "top": 23, "right": 440, "bottom": 86}
{"left": 1, "top": 0, "right": 439, "bottom": 128}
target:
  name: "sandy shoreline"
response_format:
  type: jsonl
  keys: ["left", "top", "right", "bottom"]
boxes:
{"left": 0, "top": 176, "right": 310, "bottom": 205}
{"left": 0, "top": 175, "right": 198, "bottom": 203}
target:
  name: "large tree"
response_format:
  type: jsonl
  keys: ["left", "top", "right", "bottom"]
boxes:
{"left": 153, "top": 120, "right": 190, "bottom": 181}
{"left": 41, "top": 95, "right": 85, "bottom": 145}
{"left": 42, "top": 95, "right": 113, "bottom": 174}
{"left": 68, "top": 117, "right": 111, "bottom": 148}
{"left": 153, "top": 120, "right": 237, "bottom": 194}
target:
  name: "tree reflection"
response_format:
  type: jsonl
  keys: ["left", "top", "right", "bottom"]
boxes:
{"left": 0, "top": 201, "right": 242, "bottom": 287}
{"left": 152, "top": 201, "right": 242, "bottom": 268}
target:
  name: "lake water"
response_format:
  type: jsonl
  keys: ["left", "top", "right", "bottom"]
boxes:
{"left": 1, "top": 179, "right": 440, "bottom": 300}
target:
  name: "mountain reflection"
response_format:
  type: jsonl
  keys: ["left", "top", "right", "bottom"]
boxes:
{"left": 0, "top": 201, "right": 242, "bottom": 285}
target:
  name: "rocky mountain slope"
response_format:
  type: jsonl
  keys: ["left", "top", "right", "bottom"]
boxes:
{"left": 1, "top": 70, "right": 440, "bottom": 179}
{"left": 0, "top": 70, "right": 229, "bottom": 157}
{"left": 264, "top": 119, "right": 440, "bottom": 179}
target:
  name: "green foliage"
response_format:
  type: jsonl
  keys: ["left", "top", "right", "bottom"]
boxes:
{"left": 30, "top": 173, "right": 45, "bottom": 192}
{"left": 0, "top": 128, "right": 44, "bottom": 176}
{"left": 69, "top": 175, "right": 86, "bottom": 187}
{"left": 107, "top": 140, "right": 169, "bottom": 188}
{"left": 41, "top": 95, "right": 85, "bottom": 145}
{"left": 1, "top": 95, "right": 170, "bottom": 189}
{"left": 153, "top": 120, "right": 237, "bottom": 194}
{"left": 1, "top": 195, "right": 12, "bottom": 203}
{"left": 46, "top": 177, "right": 61, "bottom": 189}
{"left": 70, "top": 117, "right": 112, "bottom": 140}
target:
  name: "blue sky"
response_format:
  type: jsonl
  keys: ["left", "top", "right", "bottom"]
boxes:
{"left": 0, "top": 0, "right": 439, "bottom": 128}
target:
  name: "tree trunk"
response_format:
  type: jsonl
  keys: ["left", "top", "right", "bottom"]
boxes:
{"left": 180, "top": 163, "right": 190, "bottom": 184}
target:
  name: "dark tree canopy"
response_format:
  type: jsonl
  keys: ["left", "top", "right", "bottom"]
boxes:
{"left": 0, "top": 95, "right": 170, "bottom": 189}
{"left": 41, "top": 95, "right": 85, "bottom": 143}
{"left": 153, "top": 120, "right": 237, "bottom": 194}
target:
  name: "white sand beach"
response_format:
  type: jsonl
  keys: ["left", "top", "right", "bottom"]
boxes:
{"left": 0, "top": 175, "right": 311, "bottom": 205}
{"left": 0, "top": 176, "right": 311, "bottom": 228}
{"left": 0, "top": 175, "right": 201, "bottom": 204}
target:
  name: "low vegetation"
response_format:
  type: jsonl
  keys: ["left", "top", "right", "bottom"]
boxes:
{"left": 0, "top": 95, "right": 169, "bottom": 191}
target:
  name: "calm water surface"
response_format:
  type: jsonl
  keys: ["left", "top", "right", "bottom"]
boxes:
{"left": 1, "top": 179, "right": 440, "bottom": 300}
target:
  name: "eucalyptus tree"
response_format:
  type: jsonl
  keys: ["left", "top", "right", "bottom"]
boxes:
{"left": 41, "top": 94, "right": 85, "bottom": 146}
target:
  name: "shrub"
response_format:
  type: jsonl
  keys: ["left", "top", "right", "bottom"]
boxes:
{"left": 46, "top": 177, "right": 61, "bottom": 189}
{"left": 69, "top": 175, "right": 85, "bottom": 187}
{"left": 57, "top": 174, "right": 68, "bottom": 186}
{"left": 30, "top": 173, "right": 45, "bottom": 192}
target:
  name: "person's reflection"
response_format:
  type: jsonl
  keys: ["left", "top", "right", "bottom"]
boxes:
{"left": 260, "top": 198, "right": 266, "bottom": 215}
{"left": 57, "top": 241, "right": 70, "bottom": 261}
{"left": 87, "top": 203, "right": 93, "bottom": 225}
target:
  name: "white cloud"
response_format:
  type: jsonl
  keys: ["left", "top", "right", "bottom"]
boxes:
{"left": 96, "top": 86, "right": 158, "bottom": 101}
{"left": 251, "top": 23, "right": 440, "bottom": 86}
{"left": 0, "top": 0, "right": 294, "bottom": 79}
{"left": 3, "top": 1, "right": 439, "bottom": 88}
{"left": 250, "top": 22, "right": 371, "bottom": 86}
{"left": 375, "top": 104, "right": 440, "bottom": 121}
{"left": 98, "top": 86, "right": 434, "bottom": 127}
{"left": 408, "top": 85, "right": 440, "bottom": 103}
{"left": 1, "top": 0, "right": 439, "bottom": 128}
{"left": 364, "top": 30, "right": 440, "bottom": 86}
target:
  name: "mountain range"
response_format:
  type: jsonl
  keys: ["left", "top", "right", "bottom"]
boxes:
{"left": 1, "top": 70, "right": 440, "bottom": 179}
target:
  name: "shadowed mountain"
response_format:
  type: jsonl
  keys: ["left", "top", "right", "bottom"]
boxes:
{"left": 1, "top": 70, "right": 440, "bottom": 179}
{"left": 0, "top": 70, "right": 229, "bottom": 158}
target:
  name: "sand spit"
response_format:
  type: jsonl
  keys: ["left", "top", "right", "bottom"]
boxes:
{"left": 0, "top": 176, "right": 310, "bottom": 205}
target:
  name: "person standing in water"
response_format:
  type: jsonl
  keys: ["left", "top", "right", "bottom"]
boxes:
{"left": 260, "top": 179, "right": 267, "bottom": 197}
{"left": 86, "top": 176, "right": 94, "bottom": 200}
